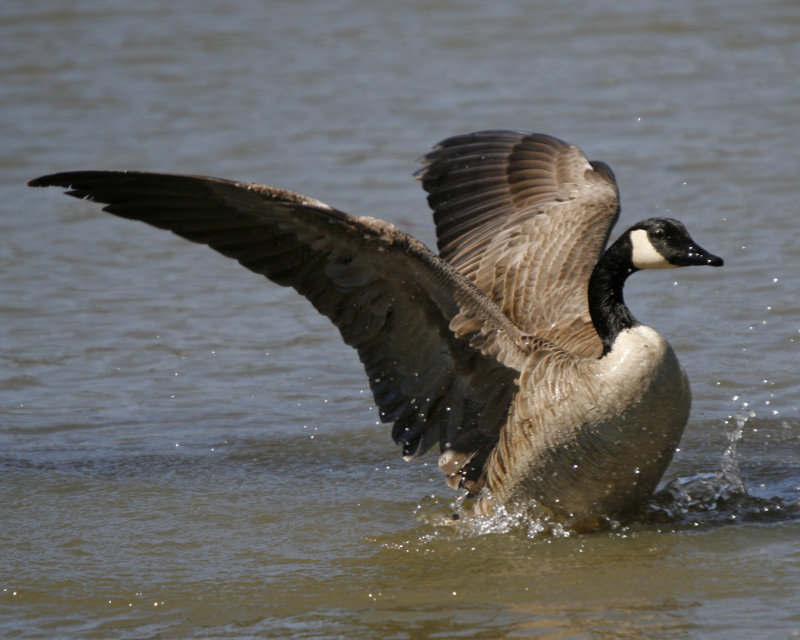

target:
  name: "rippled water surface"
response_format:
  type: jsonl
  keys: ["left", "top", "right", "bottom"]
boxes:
{"left": 3, "top": 1, "right": 800, "bottom": 638}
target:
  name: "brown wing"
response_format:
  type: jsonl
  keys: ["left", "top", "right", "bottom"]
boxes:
{"left": 417, "top": 131, "right": 620, "bottom": 357}
{"left": 29, "top": 170, "right": 530, "bottom": 463}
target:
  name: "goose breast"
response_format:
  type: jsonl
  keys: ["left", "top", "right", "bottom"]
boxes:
{"left": 479, "top": 325, "right": 690, "bottom": 523}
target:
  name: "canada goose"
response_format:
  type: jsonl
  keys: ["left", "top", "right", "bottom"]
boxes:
{"left": 29, "top": 130, "right": 722, "bottom": 526}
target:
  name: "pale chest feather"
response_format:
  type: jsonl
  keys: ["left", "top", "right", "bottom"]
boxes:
{"left": 584, "top": 325, "right": 690, "bottom": 427}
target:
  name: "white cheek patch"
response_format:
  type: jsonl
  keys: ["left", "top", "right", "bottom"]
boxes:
{"left": 630, "top": 229, "right": 676, "bottom": 269}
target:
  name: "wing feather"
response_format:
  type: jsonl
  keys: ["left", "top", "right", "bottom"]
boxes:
{"left": 417, "top": 130, "right": 620, "bottom": 357}
{"left": 29, "top": 170, "right": 530, "bottom": 463}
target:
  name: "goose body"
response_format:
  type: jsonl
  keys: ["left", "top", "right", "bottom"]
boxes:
{"left": 29, "top": 130, "right": 722, "bottom": 525}
{"left": 480, "top": 324, "right": 689, "bottom": 521}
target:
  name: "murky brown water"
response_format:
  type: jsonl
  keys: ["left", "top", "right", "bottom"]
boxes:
{"left": 3, "top": 0, "right": 800, "bottom": 637}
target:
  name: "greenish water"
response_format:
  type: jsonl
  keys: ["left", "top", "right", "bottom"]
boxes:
{"left": 3, "top": 0, "right": 800, "bottom": 637}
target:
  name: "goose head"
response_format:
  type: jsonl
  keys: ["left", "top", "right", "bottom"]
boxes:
{"left": 627, "top": 218, "right": 724, "bottom": 271}
{"left": 589, "top": 218, "right": 723, "bottom": 354}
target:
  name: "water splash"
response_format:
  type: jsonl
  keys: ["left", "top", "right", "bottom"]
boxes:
{"left": 413, "top": 492, "right": 582, "bottom": 539}
{"left": 648, "top": 411, "right": 797, "bottom": 526}
{"left": 410, "top": 411, "right": 799, "bottom": 541}
{"left": 658, "top": 412, "right": 747, "bottom": 513}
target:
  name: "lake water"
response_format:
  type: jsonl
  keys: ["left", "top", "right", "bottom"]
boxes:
{"left": 3, "top": 0, "right": 800, "bottom": 638}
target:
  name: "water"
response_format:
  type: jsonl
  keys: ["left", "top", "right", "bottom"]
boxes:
{"left": 3, "top": 0, "right": 800, "bottom": 637}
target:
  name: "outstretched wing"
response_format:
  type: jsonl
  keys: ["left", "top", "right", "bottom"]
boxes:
{"left": 29, "top": 170, "right": 530, "bottom": 464}
{"left": 417, "top": 131, "right": 620, "bottom": 357}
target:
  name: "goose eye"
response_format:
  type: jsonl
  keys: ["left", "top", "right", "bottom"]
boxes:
{"left": 652, "top": 228, "right": 665, "bottom": 240}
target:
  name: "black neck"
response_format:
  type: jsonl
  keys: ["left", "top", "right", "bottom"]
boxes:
{"left": 588, "top": 236, "right": 639, "bottom": 356}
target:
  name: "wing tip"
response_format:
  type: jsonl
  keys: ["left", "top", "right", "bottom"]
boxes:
{"left": 27, "top": 170, "right": 118, "bottom": 190}
{"left": 27, "top": 174, "right": 58, "bottom": 188}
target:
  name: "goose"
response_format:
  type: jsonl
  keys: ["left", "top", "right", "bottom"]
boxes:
{"left": 29, "top": 130, "right": 723, "bottom": 526}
